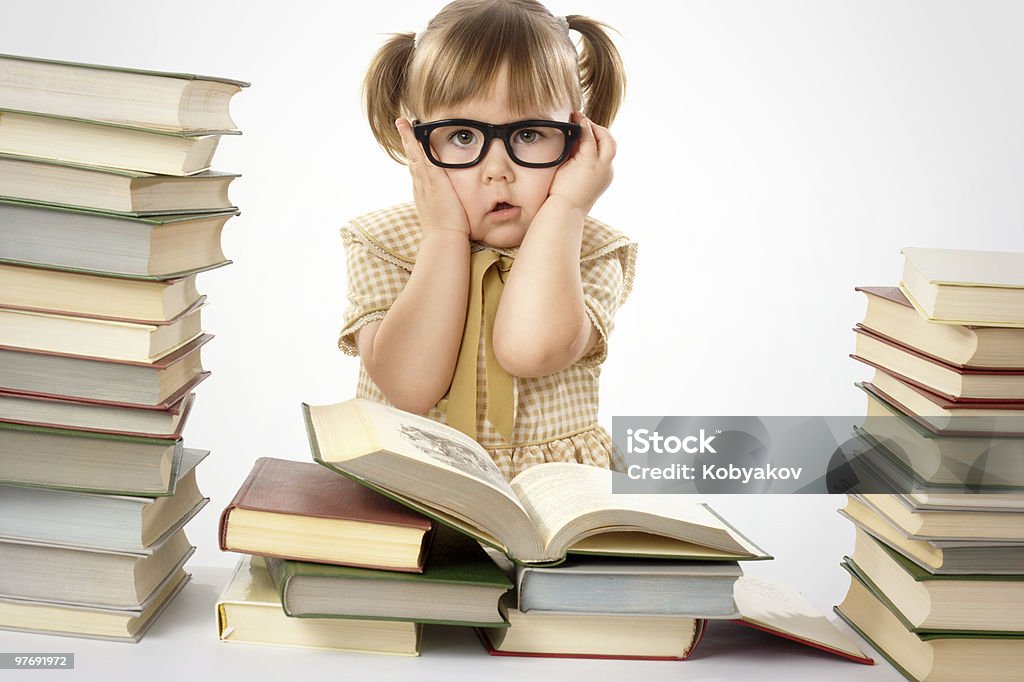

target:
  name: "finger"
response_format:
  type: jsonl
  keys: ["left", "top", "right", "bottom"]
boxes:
{"left": 588, "top": 121, "right": 617, "bottom": 160}
{"left": 573, "top": 112, "right": 598, "bottom": 158}
{"left": 395, "top": 118, "right": 425, "bottom": 167}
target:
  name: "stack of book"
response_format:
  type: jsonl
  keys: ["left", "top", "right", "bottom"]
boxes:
{"left": 216, "top": 457, "right": 511, "bottom": 656}
{"left": 0, "top": 53, "right": 246, "bottom": 642}
{"left": 837, "top": 247, "right": 1024, "bottom": 681}
{"left": 293, "top": 398, "right": 872, "bottom": 663}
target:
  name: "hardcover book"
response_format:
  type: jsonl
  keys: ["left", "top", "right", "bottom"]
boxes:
{"left": 0, "top": 334, "right": 211, "bottom": 407}
{"left": 219, "top": 457, "right": 434, "bottom": 572}
{"left": 0, "top": 109, "right": 231, "bottom": 176}
{"left": 0, "top": 153, "right": 238, "bottom": 214}
{"left": 846, "top": 529, "right": 1024, "bottom": 633}
{"left": 840, "top": 496, "right": 1024, "bottom": 576}
{"left": 858, "top": 385, "right": 1024, "bottom": 488}
{"left": 0, "top": 53, "right": 247, "bottom": 132}
{"left": 0, "top": 262, "right": 203, "bottom": 323}
{"left": 264, "top": 525, "right": 511, "bottom": 626}
{"left": 0, "top": 529, "right": 193, "bottom": 609}
{"left": 302, "top": 398, "right": 770, "bottom": 566}
{"left": 0, "top": 570, "right": 189, "bottom": 643}
{"left": 853, "top": 326, "right": 1024, "bottom": 400}
{"left": 868, "top": 369, "right": 1024, "bottom": 435}
{"left": 0, "top": 420, "right": 185, "bottom": 496}
{"left": 216, "top": 555, "right": 421, "bottom": 656}
{"left": 900, "top": 247, "right": 1024, "bottom": 327}
{"left": 835, "top": 567, "right": 1024, "bottom": 682}
{"left": 516, "top": 558, "right": 742, "bottom": 617}
{"left": 479, "top": 596, "right": 705, "bottom": 660}
{"left": 0, "top": 390, "right": 195, "bottom": 438}
{"left": 856, "top": 286, "right": 1024, "bottom": 369}
{"left": 0, "top": 448, "right": 207, "bottom": 553}
{"left": 0, "top": 302, "right": 204, "bottom": 363}
{"left": 0, "top": 198, "right": 236, "bottom": 278}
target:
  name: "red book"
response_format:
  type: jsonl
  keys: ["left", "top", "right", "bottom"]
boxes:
{"left": 219, "top": 457, "right": 434, "bottom": 572}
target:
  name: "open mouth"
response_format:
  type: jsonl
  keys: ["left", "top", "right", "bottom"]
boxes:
{"left": 491, "top": 201, "right": 515, "bottom": 213}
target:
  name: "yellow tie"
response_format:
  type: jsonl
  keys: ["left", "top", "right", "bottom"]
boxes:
{"left": 446, "top": 248, "right": 515, "bottom": 442}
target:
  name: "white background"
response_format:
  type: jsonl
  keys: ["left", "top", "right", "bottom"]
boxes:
{"left": 2, "top": 0, "right": 1022, "bottom": 677}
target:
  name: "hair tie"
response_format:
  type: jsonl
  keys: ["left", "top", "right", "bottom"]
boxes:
{"left": 556, "top": 15, "right": 569, "bottom": 32}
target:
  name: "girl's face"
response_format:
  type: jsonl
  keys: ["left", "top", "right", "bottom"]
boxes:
{"left": 425, "top": 65, "right": 571, "bottom": 248}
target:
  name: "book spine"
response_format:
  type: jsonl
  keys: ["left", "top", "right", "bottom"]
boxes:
{"left": 217, "top": 457, "right": 268, "bottom": 551}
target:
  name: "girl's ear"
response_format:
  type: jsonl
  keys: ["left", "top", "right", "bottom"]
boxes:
{"left": 566, "top": 15, "right": 626, "bottom": 128}
{"left": 364, "top": 32, "right": 417, "bottom": 164}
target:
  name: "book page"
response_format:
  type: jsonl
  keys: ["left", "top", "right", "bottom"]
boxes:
{"left": 734, "top": 577, "right": 872, "bottom": 663}
{"left": 308, "top": 400, "right": 523, "bottom": 510}
{"left": 510, "top": 463, "right": 745, "bottom": 555}
{"left": 361, "top": 401, "right": 521, "bottom": 501}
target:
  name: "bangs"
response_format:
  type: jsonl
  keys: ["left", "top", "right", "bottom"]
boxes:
{"left": 409, "top": 4, "right": 581, "bottom": 119}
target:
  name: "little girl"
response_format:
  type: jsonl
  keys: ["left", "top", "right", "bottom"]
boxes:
{"left": 338, "top": 0, "right": 635, "bottom": 481}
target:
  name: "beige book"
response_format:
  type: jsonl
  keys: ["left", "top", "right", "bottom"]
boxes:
{"left": 840, "top": 496, "right": 1024, "bottom": 575}
{"left": 0, "top": 569, "right": 188, "bottom": 642}
{"left": 482, "top": 594, "right": 702, "bottom": 659}
{"left": 856, "top": 493, "right": 1024, "bottom": 541}
{"left": 0, "top": 530, "right": 193, "bottom": 609}
{"left": 857, "top": 286, "right": 1024, "bottom": 368}
{"left": 0, "top": 154, "right": 237, "bottom": 214}
{"left": 849, "top": 528, "right": 1024, "bottom": 632}
{"left": 216, "top": 555, "right": 421, "bottom": 656}
{"left": 0, "top": 263, "right": 201, "bottom": 323}
{"left": 835, "top": 573, "right": 1024, "bottom": 682}
{"left": 901, "top": 247, "right": 1024, "bottom": 327}
{"left": 0, "top": 304, "right": 203, "bottom": 363}
{"left": 0, "top": 54, "right": 245, "bottom": 132}
{"left": 871, "top": 370, "right": 1024, "bottom": 434}
{"left": 854, "top": 328, "right": 1024, "bottom": 399}
{"left": 0, "top": 110, "right": 224, "bottom": 176}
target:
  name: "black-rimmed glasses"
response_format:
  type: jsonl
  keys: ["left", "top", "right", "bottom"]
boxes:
{"left": 412, "top": 119, "right": 580, "bottom": 169}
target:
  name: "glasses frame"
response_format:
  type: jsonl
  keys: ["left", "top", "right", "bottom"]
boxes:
{"left": 412, "top": 118, "right": 581, "bottom": 169}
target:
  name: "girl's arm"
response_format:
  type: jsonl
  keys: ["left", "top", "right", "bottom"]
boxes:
{"left": 356, "top": 119, "right": 471, "bottom": 414}
{"left": 493, "top": 115, "right": 615, "bottom": 377}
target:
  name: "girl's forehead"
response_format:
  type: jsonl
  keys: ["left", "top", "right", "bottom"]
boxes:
{"left": 419, "top": 63, "right": 573, "bottom": 123}
{"left": 425, "top": 95, "right": 572, "bottom": 124}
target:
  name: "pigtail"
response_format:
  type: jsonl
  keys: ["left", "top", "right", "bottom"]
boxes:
{"left": 565, "top": 15, "right": 626, "bottom": 128}
{"left": 363, "top": 32, "right": 416, "bottom": 163}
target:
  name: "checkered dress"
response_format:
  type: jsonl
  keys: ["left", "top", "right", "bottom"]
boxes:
{"left": 338, "top": 202, "right": 637, "bottom": 481}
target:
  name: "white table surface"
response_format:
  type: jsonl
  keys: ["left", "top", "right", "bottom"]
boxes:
{"left": 0, "top": 565, "right": 904, "bottom": 682}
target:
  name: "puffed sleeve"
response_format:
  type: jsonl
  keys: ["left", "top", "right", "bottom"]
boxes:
{"left": 578, "top": 238, "right": 637, "bottom": 367}
{"left": 337, "top": 226, "right": 412, "bottom": 356}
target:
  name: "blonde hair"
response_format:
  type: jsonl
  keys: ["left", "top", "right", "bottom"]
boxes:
{"left": 364, "top": 0, "right": 626, "bottom": 163}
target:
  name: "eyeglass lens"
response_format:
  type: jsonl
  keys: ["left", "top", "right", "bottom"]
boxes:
{"left": 427, "top": 124, "right": 569, "bottom": 166}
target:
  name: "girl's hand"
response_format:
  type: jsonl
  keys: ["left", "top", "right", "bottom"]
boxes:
{"left": 547, "top": 112, "right": 616, "bottom": 215}
{"left": 396, "top": 118, "right": 471, "bottom": 237}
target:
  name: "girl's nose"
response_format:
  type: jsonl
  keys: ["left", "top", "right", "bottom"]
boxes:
{"left": 480, "top": 138, "right": 515, "bottom": 182}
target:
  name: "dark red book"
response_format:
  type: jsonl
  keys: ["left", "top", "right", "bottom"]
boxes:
{"left": 219, "top": 457, "right": 435, "bottom": 572}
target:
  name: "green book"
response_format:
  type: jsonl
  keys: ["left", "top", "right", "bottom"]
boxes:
{"left": 264, "top": 525, "right": 512, "bottom": 627}
{"left": 0, "top": 197, "right": 236, "bottom": 279}
{"left": 0, "top": 420, "right": 184, "bottom": 496}
{"left": 835, "top": 565, "right": 1024, "bottom": 682}
{"left": 841, "top": 556, "right": 1024, "bottom": 636}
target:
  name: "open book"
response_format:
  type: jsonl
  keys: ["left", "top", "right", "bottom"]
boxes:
{"left": 302, "top": 399, "right": 769, "bottom": 566}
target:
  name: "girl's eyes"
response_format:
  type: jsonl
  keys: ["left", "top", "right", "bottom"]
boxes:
{"left": 447, "top": 129, "right": 479, "bottom": 147}
{"left": 512, "top": 128, "right": 544, "bottom": 144}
